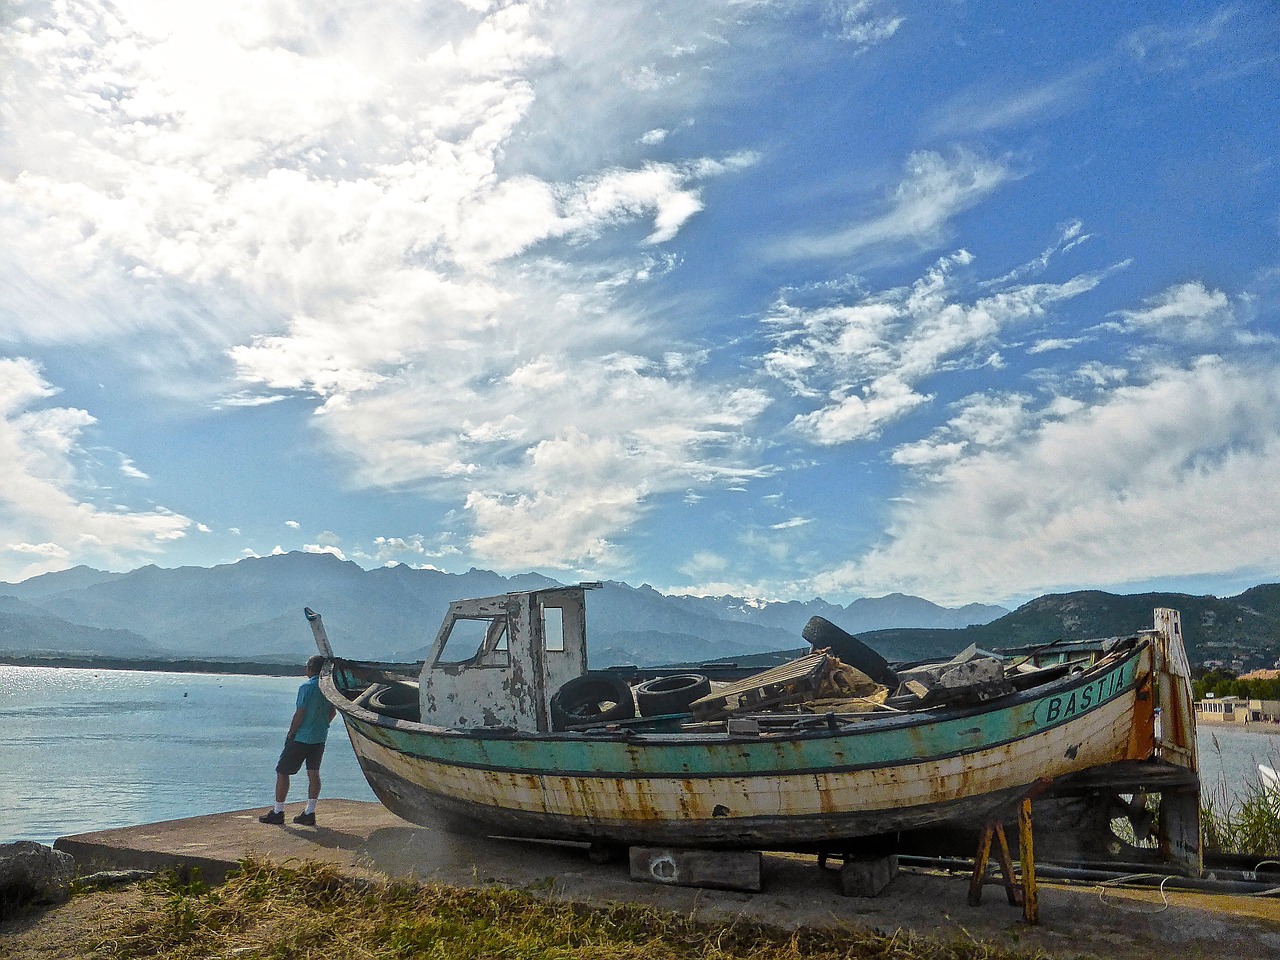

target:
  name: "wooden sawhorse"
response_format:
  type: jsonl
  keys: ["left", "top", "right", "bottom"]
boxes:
{"left": 968, "top": 781, "right": 1050, "bottom": 924}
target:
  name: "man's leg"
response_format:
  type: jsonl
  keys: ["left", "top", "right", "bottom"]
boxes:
{"left": 275, "top": 772, "right": 290, "bottom": 804}
{"left": 303, "top": 768, "right": 321, "bottom": 815}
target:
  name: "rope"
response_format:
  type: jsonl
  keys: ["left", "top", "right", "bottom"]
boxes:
{"left": 1095, "top": 873, "right": 1173, "bottom": 913}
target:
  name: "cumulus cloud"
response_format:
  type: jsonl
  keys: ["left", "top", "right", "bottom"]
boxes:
{"left": 811, "top": 357, "right": 1280, "bottom": 604}
{"left": 0, "top": 358, "right": 190, "bottom": 579}
{"left": 763, "top": 246, "right": 1123, "bottom": 444}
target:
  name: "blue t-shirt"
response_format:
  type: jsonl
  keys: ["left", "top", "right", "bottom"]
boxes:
{"left": 293, "top": 675, "right": 333, "bottom": 744}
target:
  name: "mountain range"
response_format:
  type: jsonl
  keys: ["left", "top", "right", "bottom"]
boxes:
{"left": 1, "top": 552, "right": 1276, "bottom": 670}
{"left": 857, "top": 586, "right": 1280, "bottom": 671}
{"left": 0, "top": 552, "right": 1004, "bottom": 667}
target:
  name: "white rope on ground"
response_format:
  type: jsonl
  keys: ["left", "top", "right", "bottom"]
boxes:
{"left": 1246, "top": 860, "right": 1280, "bottom": 897}
{"left": 1095, "top": 873, "right": 1173, "bottom": 913}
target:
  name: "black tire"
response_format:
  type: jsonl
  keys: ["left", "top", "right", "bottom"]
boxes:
{"left": 634, "top": 674, "right": 711, "bottom": 717}
{"left": 801, "top": 616, "right": 898, "bottom": 687}
{"left": 550, "top": 674, "right": 636, "bottom": 731}
{"left": 368, "top": 681, "right": 421, "bottom": 721}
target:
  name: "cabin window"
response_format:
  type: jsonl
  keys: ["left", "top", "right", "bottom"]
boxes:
{"left": 436, "top": 616, "right": 510, "bottom": 667}
{"left": 542, "top": 605, "right": 565, "bottom": 652}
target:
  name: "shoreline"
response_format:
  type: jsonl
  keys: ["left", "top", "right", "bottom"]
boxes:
{"left": 1199, "top": 720, "right": 1280, "bottom": 737}
{"left": 0, "top": 653, "right": 304, "bottom": 677}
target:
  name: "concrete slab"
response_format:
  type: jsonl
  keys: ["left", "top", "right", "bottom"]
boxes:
{"left": 53, "top": 801, "right": 1280, "bottom": 960}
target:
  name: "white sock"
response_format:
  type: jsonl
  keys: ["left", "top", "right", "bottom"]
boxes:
{"left": 273, "top": 802, "right": 285, "bottom": 814}
{"left": 304, "top": 799, "right": 317, "bottom": 814}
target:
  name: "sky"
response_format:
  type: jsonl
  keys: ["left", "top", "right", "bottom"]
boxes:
{"left": 0, "top": 1, "right": 1277, "bottom": 608}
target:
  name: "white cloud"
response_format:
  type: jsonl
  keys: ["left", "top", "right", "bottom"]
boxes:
{"left": 771, "top": 516, "right": 812, "bottom": 530}
{"left": 764, "top": 247, "right": 1122, "bottom": 444}
{"left": 775, "top": 150, "right": 1014, "bottom": 261}
{"left": 929, "top": 68, "right": 1095, "bottom": 137}
{"left": 285, "top": 520, "right": 301, "bottom": 529}
{"left": 0, "top": 357, "right": 190, "bottom": 579}
{"left": 1110, "top": 281, "right": 1238, "bottom": 343}
{"left": 303, "top": 543, "right": 347, "bottom": 560}
{"left": 828, "top": 1, "right": 903, "bottom": 52}
{"left": 1126, "top": 9, "right": 1236, "bottom": 73}
{"left": 679, "top": 550, "right": 729, "bottom": 579}
{"left": 1029, "top": 337, "right": 1086, "bottom": 354}
{"left": 812, "top": 357, "right": 1280, "bottom": 604}
{"left": 119, "top": 457, "right": 149, "bottom": 480}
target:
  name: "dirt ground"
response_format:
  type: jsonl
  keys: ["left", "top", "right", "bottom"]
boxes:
{"left": 0, "top": 886, "right": 147, "bottom": 959}
{"left": 2, "top": 866, "right": 1279, "bottom": 960}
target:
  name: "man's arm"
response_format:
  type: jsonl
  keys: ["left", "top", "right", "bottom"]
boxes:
{"left": 286, "top": 706, "right": 306, "bottom": 741}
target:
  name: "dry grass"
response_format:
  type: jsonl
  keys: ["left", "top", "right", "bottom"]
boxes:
{"left": 76, "top": 858, "right": 1053, "bottom": 960}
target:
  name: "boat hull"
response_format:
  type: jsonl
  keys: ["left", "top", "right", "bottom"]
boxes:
{"left": 327, "top": 643, "right": 1156, "bottom": 849}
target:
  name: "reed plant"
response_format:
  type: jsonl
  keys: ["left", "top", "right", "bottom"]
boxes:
{"left": 1199, "top": 735, "right": 1280, "bottom": 857}
{"left": 87, "top": 858, "right": 1051, "bottom": 960}
{"left": 1201, "top": 777, "right": 1280, "bottom": 857}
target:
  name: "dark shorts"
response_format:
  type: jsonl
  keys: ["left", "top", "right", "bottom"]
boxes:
{"left": 276, "top": 739, "right": 326, "bottom": 775}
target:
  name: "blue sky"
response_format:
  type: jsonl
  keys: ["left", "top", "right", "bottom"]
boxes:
{"left": 1, "top": 1, "right": 1277, "bottom": 607}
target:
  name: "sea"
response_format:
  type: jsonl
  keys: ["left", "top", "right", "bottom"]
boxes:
{"left": 0, "top": 665, "right": 374, "bottom": 846}
{"left": 1, "top": 665, "right": 1276, "bottom": 847}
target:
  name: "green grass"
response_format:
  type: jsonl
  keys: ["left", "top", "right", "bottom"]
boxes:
{"left": 1202, "top": 777, "right": 1280, "bottom": 857}
{"left": 84, "top": 858, "right": 1053, "bottom": 960}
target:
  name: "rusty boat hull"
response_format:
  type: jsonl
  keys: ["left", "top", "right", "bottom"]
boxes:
{"left": 322, "top": 640, "right": 1166, "bottom": 849}
{"left": 308, "top": 590, "right": 1200, "bottom": 869}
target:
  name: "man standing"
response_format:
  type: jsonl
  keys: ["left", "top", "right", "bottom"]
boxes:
{"left": 260, "top": 654, "right": 336, "bottom": 826}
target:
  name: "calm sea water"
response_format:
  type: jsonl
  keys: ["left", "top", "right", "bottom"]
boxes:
{"left": 0, "top": 665, "right": 374, "bottom": 846}
{"left": 1, "top": 666, "right": 1275, "bottom": 847}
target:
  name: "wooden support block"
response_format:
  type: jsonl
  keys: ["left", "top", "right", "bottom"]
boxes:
{"left": 629, "top": 847, "right": 762, "bottom": 892}
{"left": 839, "top": 854, "right": 898, "bottom": 897}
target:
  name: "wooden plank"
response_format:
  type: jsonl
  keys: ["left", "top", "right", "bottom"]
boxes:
{"left": 1018, "top": 798, "right": 1038, "bottom": 924}
{"left": 689, "top": 653, "right": 829, "bottom": 720}
{"left": 629, "top": 847, "right": 762, "bottom": 892}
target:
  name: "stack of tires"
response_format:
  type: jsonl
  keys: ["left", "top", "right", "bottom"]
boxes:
{"left": 549, "top": 673, "right": 711, "bottom": 731}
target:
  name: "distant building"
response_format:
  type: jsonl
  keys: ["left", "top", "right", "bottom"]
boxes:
{"left": 1195, "top": 695, "right": 1280, "bottom": 725}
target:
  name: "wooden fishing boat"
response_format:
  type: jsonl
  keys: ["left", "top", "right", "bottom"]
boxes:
{"left": 307, "top": 585, "right": 1202, "bottom": 873}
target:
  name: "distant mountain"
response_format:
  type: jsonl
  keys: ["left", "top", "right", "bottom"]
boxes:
{"left": 670, "top": 591, "right": 1007, "bottom": 635}
{"left": 0, "top": 595, "right": 159, "bottom": 657}
{"left": 0, "top": 552, "right": 1007, "bottom": 667}
{"left": 856, "top": 587, "right": 1280, "bottom": 670}
{"left": 0, "top": 565, "right": 124, "bottom": 599}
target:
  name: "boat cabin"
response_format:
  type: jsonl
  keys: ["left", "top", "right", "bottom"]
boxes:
{"left": 417, "top": 585, "right": 595, "bottom": 732}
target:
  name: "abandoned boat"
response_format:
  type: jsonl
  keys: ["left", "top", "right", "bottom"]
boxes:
{"left": 307, "top": 584, "right": 1202, "bottom": 873}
